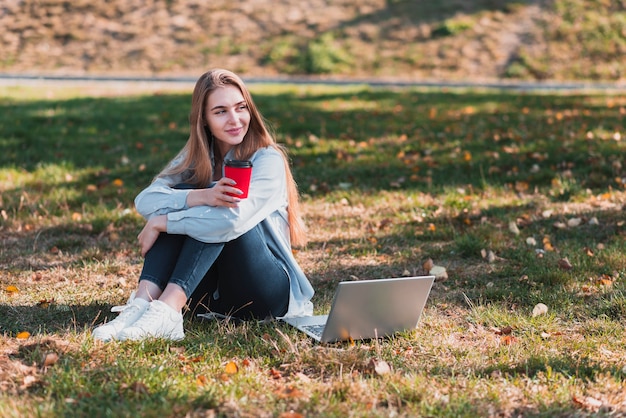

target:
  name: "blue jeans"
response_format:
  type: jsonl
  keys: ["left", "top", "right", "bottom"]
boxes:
{"left": 139, "top": 225, "right": 290, "bottom": 319}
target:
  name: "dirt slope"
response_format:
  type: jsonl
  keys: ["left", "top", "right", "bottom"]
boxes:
{"left": 0, "top": 0, "right": 624, "bottom": 81}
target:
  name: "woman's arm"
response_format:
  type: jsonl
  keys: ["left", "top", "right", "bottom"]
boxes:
{"left": 165, "top": 147, "right": 288, "bottom": 243}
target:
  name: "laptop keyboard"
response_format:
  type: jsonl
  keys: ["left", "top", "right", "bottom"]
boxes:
{"left": 301, "top": 324, "right": 325, "bottom": 338}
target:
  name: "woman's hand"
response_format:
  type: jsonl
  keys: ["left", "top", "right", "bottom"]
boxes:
{"left": 186, "top": 177, "right": 242, "bottom": 208}
{"left": 138, "top": 215, "right": 167, "bottom": 257}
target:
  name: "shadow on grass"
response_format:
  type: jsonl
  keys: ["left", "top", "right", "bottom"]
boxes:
{"left": 477, "top": 354, "right": 626, "bottom": 381}
{"left": 1, "top": 88, "right": 623, "bottom": 199}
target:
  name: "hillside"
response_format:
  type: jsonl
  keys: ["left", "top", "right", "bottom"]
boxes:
{"left": 1, "top": 0, "right": 625, "bottom": 82}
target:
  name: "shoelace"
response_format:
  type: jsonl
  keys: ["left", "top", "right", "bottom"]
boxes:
{"left": 130, "top": 303, "right": 163, "bottom": 328}
{"left": 110, "top": 291, "right": 137, "bottom": 313}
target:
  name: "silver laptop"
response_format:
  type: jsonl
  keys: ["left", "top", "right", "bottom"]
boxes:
{"left": 282, "top": 276, "right": 435, "bottom": 343}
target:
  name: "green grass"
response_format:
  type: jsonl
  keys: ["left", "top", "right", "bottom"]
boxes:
{"left": 1, "top": 82, "right": 625, "bottom": 417}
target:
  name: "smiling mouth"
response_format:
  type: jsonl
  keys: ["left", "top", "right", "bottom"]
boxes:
{"left": 226, "top": 127, "right": 243, "bottom": 135}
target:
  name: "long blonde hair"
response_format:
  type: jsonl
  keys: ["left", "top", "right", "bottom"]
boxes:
{"left": 159, "top": 69, "right": 307, "bottom": 246}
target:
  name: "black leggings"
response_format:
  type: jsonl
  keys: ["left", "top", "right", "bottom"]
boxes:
{"left": 139, "top": 225, "right": 290, "bottom": 319}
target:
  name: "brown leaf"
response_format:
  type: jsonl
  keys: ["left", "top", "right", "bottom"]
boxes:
{"left": 499, "top": 326, "right": 513, "bottom": 335}
{"left": 275, "top": 385, "right": 304, "bottom": 399}
{"left": 422, "top": 258, "right": 434, "bottom": 272}
{"left": 38, "top": 298, "right": 55, "bottom": 309}
{"left": 558, "top": 258, "right": 573, "bottom": 270}
{"left": 42, "top": 352, "right": 59, "bottom": 367}
{"left": 572, "top": 395, "right": 602, "bottom": 412}
{"left": 501, "top": 335, "right": 516, "bottom": 345}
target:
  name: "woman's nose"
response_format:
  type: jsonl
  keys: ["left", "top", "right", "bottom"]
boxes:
{"left": 226, "top": 110, "right": 237, "bottom": 123}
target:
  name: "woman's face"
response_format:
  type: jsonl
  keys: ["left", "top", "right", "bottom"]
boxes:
{"left": 205, "top": 85, "right": 251, "bottom": 156}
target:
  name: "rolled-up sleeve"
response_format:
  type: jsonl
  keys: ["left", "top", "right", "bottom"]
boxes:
{"left": 134, "top": 177, "right": 191, "bottom": 219}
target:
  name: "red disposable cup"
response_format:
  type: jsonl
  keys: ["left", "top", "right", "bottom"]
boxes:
{"left": 224, "top": 159, "right": 253, "bottom": 198}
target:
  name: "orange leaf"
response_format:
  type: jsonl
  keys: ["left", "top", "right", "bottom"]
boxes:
{"left": 196, "top": 375, "right": 208, "bottom": 386}
{"left": 501, "top": 335, "right": 516, "bottom": 345}
{"left": 5, "top": 285, "right": 19, "bottom": 294}
{"left": 16, "top": 331, "right": 30, "bottom": 339}
{"left": 279, "top": 412, "right": 304, "bottom": 418}
{"left": 275, "top": 386, "right": 304, "bottom": 399}
{"left": 112, "top": 178, "right": 124, "bottom": 187}
{"left": 224, "top": 361, "right": 238, "bottom": 374}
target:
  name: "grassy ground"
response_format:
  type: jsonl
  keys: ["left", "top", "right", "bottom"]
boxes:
{"left": 1, "top": 81, "right": 625, "bottom": 417}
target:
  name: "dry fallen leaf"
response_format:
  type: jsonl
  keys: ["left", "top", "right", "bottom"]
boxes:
{"left": 501, "top": 335, "right": 516, "bottom": 345}
{"left": 596, "top": 275, "right": 613, "bottom": 287}
{"left": 572, "top": 395, "right": 602, "bottom": 412}
{"left": 279, "top": 412, "right": 305, "bottom": 418}
{"left": 422, "top": 258, "right": 434, "bottom": 273}
{"left": 38, "top": 298, "right": 55, "bottom": 309}
{"left": 508, "top": 221, "right": 520, "bottom": 235}
{"left": 429, "top": 265, "right": 448, "bottom": 282}
{"left": 368, "top": 358, "right": 391, "bottom": 375}
{"left": 567, "top": 217, "right": 582, "bottom": 227}
{"left": 543, "top": 237, "right": 555, "bottom": 251}
{"left": 16, "top": 331, "right": 31, "bottom": 340}
{"left": 532, "top": 303, "right": 549, "bottom": 317}
{"left": 275, "top": 385, "right": 304, "bottom": 399}
{"left": 42, "top": 352, "right": 59, "bottom": 368}
{"left": 5, "top": 285, "right": 19, "bottom": 294}
{"left": 196, "top": 375, "right": 208, "bottom": 387}
{"left": 224, "top": 361, "right": 238, "bottom": 375}
{"left": 558, "top": 258, "right": 573, "bottom": 270}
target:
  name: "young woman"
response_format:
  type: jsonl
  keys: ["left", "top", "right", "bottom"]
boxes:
{"left": 92, "top": 69, "right": 314, "bottom": 341}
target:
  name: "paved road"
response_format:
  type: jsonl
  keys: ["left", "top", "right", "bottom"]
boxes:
{"left": 1, "top": 72, "right": 625, "bottom": 92}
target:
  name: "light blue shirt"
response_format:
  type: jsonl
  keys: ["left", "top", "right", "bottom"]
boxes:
{"left": 134, "top": 146, "right": 314, "bottom": 317}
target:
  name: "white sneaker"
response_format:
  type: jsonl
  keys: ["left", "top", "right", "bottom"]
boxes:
{"left": 116, "top": 300, "right": 185, "bottom": 341}
{"left": 92, "top": 293, "right": 149, "bottom": 342}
